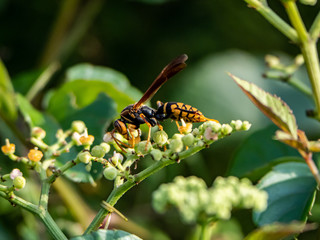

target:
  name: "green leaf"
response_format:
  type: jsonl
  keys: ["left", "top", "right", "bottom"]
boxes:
{"left": 16, "top": 93, "right": 60, "bottom": 144}
{"left": 70, "top": 229, "right": 142, "bottom": 240}
{"left": 230, "top": 74, "right": 298, "bottom": 139}
{"left": 253, "top": 162, "right": 317, "bottom": 226}
{"left": 228, "top": 126, "right": 300, "bottom": 181}
{"left": 56, "top": 93, "right": 117, "bottom": 182}
{"left": 59, "top": 63, "right": 142, "bottom": 111}
{"left": 47, "top": 80, "right": 138, "bottom": 119}
{"left": 0, "top": 59, "right": 17, "bottom": 120}
{"left": 244, "top": 222, "right": 317, "bottom": 240}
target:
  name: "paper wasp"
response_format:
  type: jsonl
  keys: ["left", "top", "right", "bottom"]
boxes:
{"left": 110, "top": 54, "right": 219, "bottom": 151}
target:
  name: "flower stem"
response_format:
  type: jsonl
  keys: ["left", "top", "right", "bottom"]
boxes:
{"left": 84, "top": 144, "right": 208, "bottom": 234}
{"left": 0, "top": 191, "right": 67, "bottom": 240}
{"left": 310, "top": 11, "right": 320, "bottom": 41}
{"left": 282, "top": 0, "right": 320, "bottom": 120}
{"left": 244, "top": 0, "right": 298, "bottom": 43}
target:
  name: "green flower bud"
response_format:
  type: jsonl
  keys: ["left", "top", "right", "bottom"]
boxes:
{"left": 103, "top": 166, "right": 118, "bottom": 180}
{"left": 153, "top": 131, "right": 168, "bottom": 146}
{"left": 182, "top": 133, "right": 194, "bottom": 146}
{"left": 299, "top": 0, "right": 317, "bottom": 5}
{"left": 136, "top": 141, "right": 152, "bottom": 155}
{"left": 265, "top": 54, "right": 280, "bottom": 68}
{"left": 221, "top": 124, "right": 233, "bottom": 135}
{"left": 78, "top": 151, "right": 92, "bottom": 164}
{"left": 31, "top": 127, "right": 46, "bottom": 139}
{"left": 111, "top": 151, "right": 124, "bottom": 165}
{"left": 13, "top": 176, "right": 26, "bottom": 190}
{"left": 241, "top": 121, "right": 251, "bottom": 131}
{"left": 150, "top": 149, "right": 163, "bottom": 161}
{"left": 169, "top": 138, "right": 183, "bottom": 153}
{"left": 100, "top": 143, "right": 111, "bottom": 154}
{"left": 72, "top": 121, "right": 86, "bottom": 133}
{"left": 172, "top": 133, "right": 184, "bottom": 140}
{"left": 231, "top": 120, "right": 243, "bottom": 131}
{"left": 91, "top": 145, "right": 106, "bottom": 158}
{"left": 294, "top": 54, "right": 304, "bottom": 66}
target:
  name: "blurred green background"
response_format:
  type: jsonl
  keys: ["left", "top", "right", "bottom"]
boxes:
{"left": 1, "top": 0, "right": 320, "bottom": 239}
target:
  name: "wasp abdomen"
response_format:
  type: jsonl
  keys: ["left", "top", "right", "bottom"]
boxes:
{"left": 163, "top": 102, "right": 209, "bottom": 122}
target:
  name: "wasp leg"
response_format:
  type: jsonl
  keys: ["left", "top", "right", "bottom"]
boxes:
{"left": 139, "top": 114, "right": 152, "bottom": 151}
{"left": 175, "top": 121, "right": 182, "bottom": 134}
{"left": 111, "top": 129, "right": 130, "bottom": 153}
{"left": 127, "top": 127, "right": 141, "bottom": 147}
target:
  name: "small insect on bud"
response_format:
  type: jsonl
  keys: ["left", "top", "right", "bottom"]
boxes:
{"left": 28, "top": 148, "right": 43, "bottom": 162}
{"left": 103, "top": 166, "right": 118, "bottom": 180}
{"left": 169, "top": 138, "right": 183, "bottom": 153}
{"left": 150, "top": 149, "right": 163, "bottom": 161}
{"left": 13, "top": 176, "right": 26, "bottom": 190}
{"left": 1, "top": 139, "right": 15, "bottom": 155}
{"left": 91, "top": 145, "right": 106, "bottom": 158}
{"left": 153, "top": 131, "right": 168, "bottom": 146}
{"left": 31, "top": 127, "right": 46, "bottom": 139}
{"left": 182, "top": 133, "right": 195, "bottom": 147}
{"left": 78, "top": 151, "right": 92, "bottom": 164}
{"left": 100, "top": 143, "right": 111, "bottom": 154}
{"left": 71, "top": 121, "right": 86, "bottom": 133}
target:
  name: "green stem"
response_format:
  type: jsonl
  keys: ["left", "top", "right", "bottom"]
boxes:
{"left": 310, "top": 10, "right": 320, "bottom": 41}
{"left": 282, "top": 0, "right": 320, "bottom": 119}
{"left": 199, "top": 222, "right": 211, "bottom": 240}
{"left": 39, "top": 169, "right": 50, "bottom": 211}
{"left": 26, "top": 62, "right": 60, "bottom": 102}
{"left": 84, "top": 144, "right": 207, "bottom": 234}
{"left": 244, "top": 0, "right": 298, "bottom": 43}
{"left": 38, "top": 0, "right": 81, "bottom": 67}
{"left": 0, "top": 191, "right": 67, "bottom": 240}
{"left": 264, "top": 71, "right": 313, "bottom": 99}
{"left": 47, "top": 159, "right": 80, "bottom": 184}
{"left": 39, "top": 211, "right": 68, "bottom": 240}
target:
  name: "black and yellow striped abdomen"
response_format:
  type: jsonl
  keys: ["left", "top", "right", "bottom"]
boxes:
{"left": 156, "top": 102, "right": 217, "bottom": 123}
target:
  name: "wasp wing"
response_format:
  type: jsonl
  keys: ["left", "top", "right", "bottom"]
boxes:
{"left": 133, "top": 54, "right": 188, "bottom": 110}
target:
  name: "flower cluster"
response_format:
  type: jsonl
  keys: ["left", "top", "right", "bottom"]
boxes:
{"left": 152, "top": 176, "right": 268, "bottom": 224}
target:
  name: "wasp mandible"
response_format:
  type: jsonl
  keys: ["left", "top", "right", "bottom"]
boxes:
{"left": 110, "top": 54, "right": 219, "bottom": 151}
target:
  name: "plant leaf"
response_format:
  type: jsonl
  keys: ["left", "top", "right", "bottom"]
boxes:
{"left": 55, "top": 93, "right": 116, "bottom": 182}
{"left": 16, "top": 93, "right": 60, "bottom": 144}
{"left": 253, "top": 162, "right": 317, "bottom": 226}
{"left": 230, "top": 74, "right": 298, "bottom": 139}
{"left": 228, "top": 125, "right": 300, "bottom": 181}
{"left": 0, "top": 59, "right": 17, "bottom": 120}
{"left": 70, "top": 229, "right": 142, "bottom": 240}
{"left": 244, "top": 222, "right": 317, "bottom": 240}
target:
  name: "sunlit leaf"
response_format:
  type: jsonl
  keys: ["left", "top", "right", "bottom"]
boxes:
{"left": 253, "top": 162, "right": 317, "bottom": 226}
{"left": 70, "top": 229, "right": 142, "bottom": 240}
{"left": 244, "top": 222, "right": 317, "bottom": 240}
{"left": 230, "top": 74, "right": 298, "bottom": 139}
{"left": 274, "top": 130, "right": 306, "bottom": 151}
{"left": 228, "top": 126, "right": 300, "bottom": 181}
{"left": 0, "top": 59, "right": 17, "bottom": 120}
